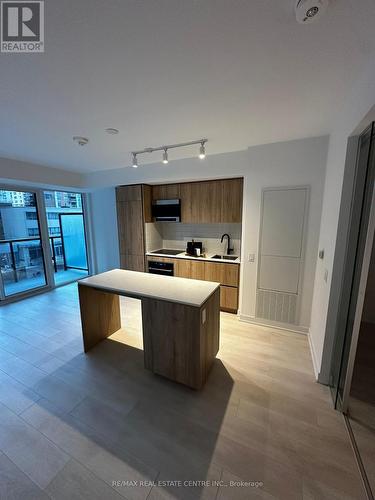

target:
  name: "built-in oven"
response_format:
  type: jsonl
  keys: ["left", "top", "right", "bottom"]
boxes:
{"left": 148, "top": 261, "right": 174, "bottom": 276}
{"left": 152, "top": 199, "right": 181, "bottom": 222}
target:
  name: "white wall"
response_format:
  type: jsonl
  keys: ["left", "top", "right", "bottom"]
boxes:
{"left": 88, "top": 188, "right": 120, "bottom": 273}
{"left": 309, "top": 62, "right": 375, "bottom": 380}
{"left": 87, "top": 136, "right": 328, "bottom": 329}
{"left": 0, "top": 157, "right": 84, "bottom": 189}
{"left": 242, "top": 137, "right": 327, "bottom": 327}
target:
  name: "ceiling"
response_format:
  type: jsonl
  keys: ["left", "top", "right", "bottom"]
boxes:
{"left": 0, "top": 0, "right": 374, "bottom": 173}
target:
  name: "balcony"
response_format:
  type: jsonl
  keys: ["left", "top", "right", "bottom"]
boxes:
{"left": 0, "top": 237, "right": 88, "bottom": 297}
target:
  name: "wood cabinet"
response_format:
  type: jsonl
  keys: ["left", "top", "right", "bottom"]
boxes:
{"left": 180, "top": 182, "right": 194, "bottom": 222}
{"left": 146, "top": 256, "right": 240, "bottom": 313}
{"left": 116, "top": 184, "right": 150, "bottom": 272}
{"left": 204, "top": 261, "right": 239, "bottom": 287}
{"left": 152, "top": 183, "right": 180, "bottom": 200}
{"left": 174, "top": 258, "right": 191, "bottom": 278}
{"left": 175, "top": 259, "right": 205, "bottom": 280}
{"left": 150, "top": 178, "right": 243, "bottom": 223}
{"left": 119, "top": 254, "right": 145, "bottom": 272}
{"left": 198, "top": 181, "right": 222, "bottom": 223}
{"left": 142, "top": 185, "right": 152, "bottom": 223}
{"left": 116, "top": 184, "right": 142, "bottom": 202}
{"left": 221, "top": 178, "right": 243, "bottom": 223}
{"left": 220, "top": 286, "right": 238, "bottom": 312}
{"left": 179, "top": 178, "right": 243, "bottom": 223}
{"left": 204, "top": 261, "right": 239, "bottom": 312}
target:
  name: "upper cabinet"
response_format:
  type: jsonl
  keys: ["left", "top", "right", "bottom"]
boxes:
{"left": 178, "top": 178, "right": 243, "bottom": 224}
{"left": 221, "top": 178, "right": 243, "bottom": 223}
{"left": 180, "top": 181, "right": 221, "bottom": 223}
{"left": 133, "top": 178, "right": 243, "bottom": 225}
{"left": 152, "top": 183, "right": 180, "bottom": 200}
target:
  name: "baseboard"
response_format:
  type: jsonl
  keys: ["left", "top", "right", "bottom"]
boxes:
{"left": 307, "top": 331, "right": 319, "bottom": 380}
{"left": 239, "top": 314, "right": 308, "bottom": 335}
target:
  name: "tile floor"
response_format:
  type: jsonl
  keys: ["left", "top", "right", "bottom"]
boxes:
{"left": 0, "top": 284, "right": 366, "bottom": 499}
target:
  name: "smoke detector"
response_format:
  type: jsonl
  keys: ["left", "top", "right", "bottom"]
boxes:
{"left": 73, "top": 136, "right": 89, "bottom": 146}
{"left": 295, "top": 0, "right": 329, "bottom": 24}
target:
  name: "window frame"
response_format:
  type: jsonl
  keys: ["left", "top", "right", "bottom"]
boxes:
{"left": 0, "top": 184, "right": 92, "bottom": 304}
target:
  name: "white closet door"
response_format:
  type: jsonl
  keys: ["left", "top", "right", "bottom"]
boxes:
{"left": 259, "top": 256, "right": 300, "bottom": 294}
{"left": 261, "top": 188, "right": 307, "bottom": 258}
{"left": 258, "top": 187, "right": 307, "bottom": 297}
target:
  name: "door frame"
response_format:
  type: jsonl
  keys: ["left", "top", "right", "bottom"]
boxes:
{"left": 320, "top": 118, "right": 375, "bottom": 386}
{"left": 341, "top": 176, "right": 375, "bottom": 412}
{"left": 256, "top": 185, "right": 310, "bottom": 327}
{"left": 0, "top": 184, "right": 51, "bottom": 302}
{"left": 0, "top": 184, "right": 91, "bottom": 304}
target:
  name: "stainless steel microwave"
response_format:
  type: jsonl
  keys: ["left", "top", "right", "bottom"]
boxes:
{"left": 152, "top": 199, "right": 181, "bottom": 222}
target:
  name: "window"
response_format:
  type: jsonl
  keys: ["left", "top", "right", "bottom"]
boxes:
{"left": 26, "top": 212, "right": 38, "bottom": 220}
{"left": 47, "top": 212, "right": 59, "bottom": 220}
{"left": 0, "top": 189, "right": 46, "bottom": 296}
{"left": 0, "top": 188, "right": 89, "bottom": 299}
{"left": 48, "top": 227, "right": 61, "bottom": 236}
{"left": 44, "top": 190, "right": 88, "bottom": 285}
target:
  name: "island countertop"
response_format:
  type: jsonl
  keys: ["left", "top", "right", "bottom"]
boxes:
{"left": 78, "top": 269, "right": 220, "bottom": 308}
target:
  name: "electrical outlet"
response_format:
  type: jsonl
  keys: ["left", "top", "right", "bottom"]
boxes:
{"left": 248, "top": 253, "right": 255, "bottom": 263}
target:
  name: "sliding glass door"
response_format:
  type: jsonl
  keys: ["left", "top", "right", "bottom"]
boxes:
{"left": 0, "top": 187, "right": 89, "bottom": 301}
{"left": 0, "top": 189, "right": 47, "bottom": 297}
{"left": 43, "top": 191, "right": 89, "bottom": 286}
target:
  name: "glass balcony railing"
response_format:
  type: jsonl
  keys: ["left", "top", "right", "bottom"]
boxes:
{"left": 0, "top": 238, "right": 46, "bottom": 296}
{"left": 0, "top": 235, "right": 89, "bottom": 296}
{"left": 0, "top": 189, "right": 89, "bottom": 299}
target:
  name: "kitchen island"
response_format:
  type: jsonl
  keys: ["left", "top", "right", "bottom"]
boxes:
{"left": 78, "top": 269, "right": 220, "bottom": 389}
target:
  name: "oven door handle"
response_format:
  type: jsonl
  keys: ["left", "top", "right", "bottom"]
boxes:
{"left": 148, "top": 267, "right": 173, "bottom": 273}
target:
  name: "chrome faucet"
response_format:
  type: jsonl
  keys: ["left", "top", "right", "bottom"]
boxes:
{"left": 221, "top": 233, "right": 234, "bottom": 255}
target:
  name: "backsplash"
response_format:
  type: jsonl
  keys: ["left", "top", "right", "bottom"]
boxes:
{"left": 145, "top": 223, "right": 163, "bottom": 251}
{"left": 145, "top": 222, "right": 242, "bottom": 256}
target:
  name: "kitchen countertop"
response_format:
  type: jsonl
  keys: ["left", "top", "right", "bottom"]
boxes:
{"left": 146, "top": 250, "right": 241, "bottom": 264}
{"left": 78, "top": 269, "right": 220, "bottom": 307}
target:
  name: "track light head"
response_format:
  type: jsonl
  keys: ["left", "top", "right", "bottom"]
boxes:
{"left": 199, "top": 142, "right": 206, "bottom": 159}
{"left": 162, "top": 149, "right": 169, "bottom": 164}
{"left": 132, "top": 154, "right": 138, "bottom": 168}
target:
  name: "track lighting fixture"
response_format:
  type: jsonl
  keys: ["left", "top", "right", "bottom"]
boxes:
{"left": 199, "top": 142, "right": 206, "bottom": 159}
{"left": 162, "top": 149, "right": 169, "bottom": 164}
{"left": 132, "top": 154, "right": 138, "bottom": 168}
{"left": 130, "top": 139, "right": 207, "bottom": 168}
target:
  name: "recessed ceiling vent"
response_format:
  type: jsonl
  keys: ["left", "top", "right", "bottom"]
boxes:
{"left": 295, "top": 0, "right": 329, "bottom": 24}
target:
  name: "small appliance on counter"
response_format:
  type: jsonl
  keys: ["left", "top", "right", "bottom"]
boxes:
{"left": 186, "top": 240, "right": 203, "bottom": 257}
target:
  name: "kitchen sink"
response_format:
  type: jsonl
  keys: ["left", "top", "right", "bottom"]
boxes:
{"left": 211, "top": 254, "right": 238, "bottom": 261}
